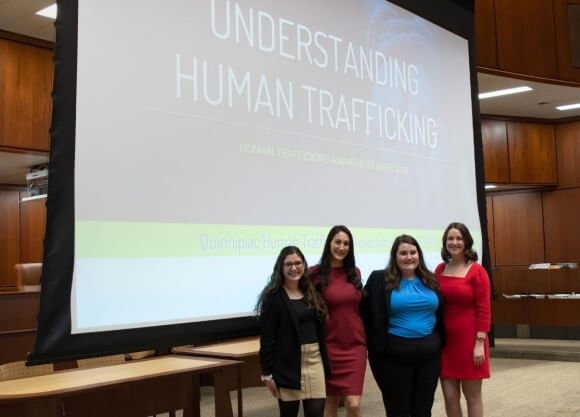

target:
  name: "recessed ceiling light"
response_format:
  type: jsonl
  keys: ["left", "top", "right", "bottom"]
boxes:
{"left": 478, "top": 86, "right": 532, "bottom": 100}
{"left": 556, "top": 103, "right": 580, "bottom": 111}
{"left": 36, "top": 4, "right": 57, "bottom": 19}
{"left": 484, "top": 184, "right": 497, "bottom": 190}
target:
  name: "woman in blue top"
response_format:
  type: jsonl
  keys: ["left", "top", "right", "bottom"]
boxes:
{"left": 362, "top": 234, "right": 445, "bottom": 417}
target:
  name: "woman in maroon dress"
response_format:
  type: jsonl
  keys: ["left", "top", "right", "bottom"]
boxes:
{"left": 435, "top": 222, "right": 491, "bottom": 417}
{"left": 309, "top": 225, "right": 366, "bottom": 417}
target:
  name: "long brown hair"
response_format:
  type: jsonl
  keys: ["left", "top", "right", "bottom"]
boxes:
{"left": 313, "top": 225, "right": 361, "bottom": 291}
{"left": 384, "top": 235, "right": 439, "bottom": 291}
{"left": 256, "top": 246, "right": 328, "bottom": 320}
{"left": 441, "top": 222, "right": 478, "bottom": 263}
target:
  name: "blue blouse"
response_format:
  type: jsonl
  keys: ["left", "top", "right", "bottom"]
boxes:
{"left": 388, "top": 277, "right": 439, "bottom": 338}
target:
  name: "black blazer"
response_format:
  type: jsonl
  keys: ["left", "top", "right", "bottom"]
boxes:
{"left": 259, "top": 289, "right": 330, "bottom": 389}
{"left": 361, "top": 270, "right": 446, "bottom": 357}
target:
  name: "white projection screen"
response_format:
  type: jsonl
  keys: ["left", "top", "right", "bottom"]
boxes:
{"left": 30, "top": 0, "right": 488, "bottom": 363}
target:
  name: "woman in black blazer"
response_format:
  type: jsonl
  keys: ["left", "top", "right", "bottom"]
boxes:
{"left": 362, "top": 235, "right": 446, "bottom": 417}
{"left": 257, "top": 246, "right": 330, "bottom": 417}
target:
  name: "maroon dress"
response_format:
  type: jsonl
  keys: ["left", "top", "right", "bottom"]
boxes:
{"left": 312, "top": 266, "right": 366, "bottom": 396}
{"left": 435, "top": 262, "right": 491, "bottom": 379}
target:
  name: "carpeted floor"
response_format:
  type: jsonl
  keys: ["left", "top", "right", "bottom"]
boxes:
{"left": 183, "top": 356, "right": 580, "bottom": 417}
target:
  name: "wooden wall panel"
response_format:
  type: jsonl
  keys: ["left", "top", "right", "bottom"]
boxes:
{"left": 494, "top": 0, "right": 558, "bottom": 78}
{"left": 0, "top": 330, "right": 36, "bottom": 364}
{"left": 475, "top": 0, "right": 498, "bottom": 68}
{"left": 507, "top": 122, "right": 557, "bottom": 184}
{"left": 0, "top": 39, "right": 53, "bottom": 151}
{"left": 555, "top": 122, "right": 580, "bottom": 188}
{"left": 493, "top": 299, "right": 580, "bottom": 325}
{"left": 491, "top": 268, "right": 526, "bottom": 294}
{"left": 549, "top": 268, "right": 580, "bottom": 293}
{"left": 0, "top": 291, "right": 39, "bottom": 364}
{"left": 0, "top": 291, "right": 39, "bottom": 332}
{"left": 486, "top": 196, "right": 496, "bottom": 266}
{"left": 527, "top": 270, "right": 551, "bottom": 294}
{"left": 481, "top": 119, "right": 509, "bottom": 183}
{"left": 493, "top": 192, "right": 545, "bottom": 266}
{"left": 543, "top": 188, "right": 580, "bottom": 262}
{"left": 19, "top": 197, "right": 46, "bottom": 263}
{"left": 553, "top": 0, "right": 580, "bottom": 83}
{"left": 0, "top": 190, "right": 20, "bottom": 286}
{"left": 492, "top": 299, "right": 530, "bottom": 324}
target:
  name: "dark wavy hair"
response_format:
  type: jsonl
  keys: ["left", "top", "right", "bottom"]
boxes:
{"left": 256, "top": 246, "right": 328, "bottom": 320}
{"left": 384, "top": 234, "right": 439, "bottom": 291}
{"left": 312, "top": 225, "right": 361, "bottom": 291}
{"left": 441, "top": 222, "right": 478, "bottom": 263}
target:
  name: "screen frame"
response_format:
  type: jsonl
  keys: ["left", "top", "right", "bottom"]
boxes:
{"left": 29, "top": 0, "right": 489, "bottom": 365}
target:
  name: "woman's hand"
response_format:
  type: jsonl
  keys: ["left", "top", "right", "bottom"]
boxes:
{"left": 473, "top": 340, "right": 485, "bottom": 366}
{"left": 264, "top": 378, "right": 279, "bottom": 397}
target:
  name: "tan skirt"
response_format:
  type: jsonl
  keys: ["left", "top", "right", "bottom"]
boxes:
{"left": 278, "top": 343, "right": 326, "bottom": 401}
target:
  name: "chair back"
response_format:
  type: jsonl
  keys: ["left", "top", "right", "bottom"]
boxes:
{"left": 14, "top": 263, "right": 42, "bottom": 291}
{"left": 0, "top": 361, "right": 53, "bottom": 381}
{"left": 126, "top": 350, "right": 156, "bottom": 360}
{"left": 76, "top": 354, "right": 126, "bottom": 369}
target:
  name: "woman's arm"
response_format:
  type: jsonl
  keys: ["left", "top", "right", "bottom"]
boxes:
{"left": 258, "top": 295, "right": 279, "bottom": 377}
{"left": 472, "top": 264, "right": 491, "bottom": 366}
{"left": 472, "top": 264, "right": 491, "bottom": 333}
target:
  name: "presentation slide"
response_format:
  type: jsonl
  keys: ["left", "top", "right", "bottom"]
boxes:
{"left": 71, "top": 0, "right": 481, "bottom": 333}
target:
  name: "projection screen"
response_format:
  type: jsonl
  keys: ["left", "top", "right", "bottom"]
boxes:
{"left": 30, "top": 0, "right": 487, "bottom": 363}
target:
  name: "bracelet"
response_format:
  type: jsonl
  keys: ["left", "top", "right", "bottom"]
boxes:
{"left": 261, "top": 374, "right": 273, "bottom": 382}
{"left": 476, "top": 336, "right": 486, "bottom": 342}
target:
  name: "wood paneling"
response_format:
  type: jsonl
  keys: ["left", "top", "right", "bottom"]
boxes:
{"left": 481, "top": 119, "right": 509, "bottom": 183}
{"left": 490, "top": 267, "right": 579, "bottom": 294}
{"left": 549, "top": 268, "right": 580, "bottom": 293}
{"left": 555, "top": 122, "right": 580, "bottom": 187}
{"left": 543, "top": 188, "right": 580, "bottom": 262}
{"left": 493, "top": 192, "right": 545, "bottom": 266}
{"left": 19, "top": 197, "right": 46, "bottom": 263}
{"left": 0, "top": 291, "right": 39, "bottom": 332}
{"left": 553, "top": 0, "right": 580, "bottom": 83}
{"left": 507, "top": 122, "right": 557, "bottom": 184}
{"left": 0, "top": 291, "right": 39, "bottom": 364}
{"left": 0, "top": 190, "right": 20, "bottom": 286}
{"left": 0, "top": 39, "right": 53, "bottom": 151}
{"left": 494, "top": 0, "right": 558, "bottom": 78}
{"left": 492, "top": 299, "right": 530, "bottom": 324}
{"left": 486, "top": 196, "right": 495, "bottom": 266}
{"left": 0, "top": 330, "right": 36, "bottom": 364}
{"left": 492, "top": 268, "right": 550, "bottom": 294}
{"left": 475, "top": 0, "right": 498, "bottom": 68}
{"left": 492, "top": 299, "right": 580, "bottom": 325}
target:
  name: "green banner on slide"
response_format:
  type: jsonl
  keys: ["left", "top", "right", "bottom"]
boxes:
{"left": 76, "top": 221, "right": 479, "bottom": 258}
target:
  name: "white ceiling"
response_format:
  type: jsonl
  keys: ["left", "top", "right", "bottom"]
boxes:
{"left": 1, "top": 1, "right": 579, "bottom": 185}
{"left": 478, "top": 73, "right": 580, "bottom": 119}
{"left": 0, "top": 0, "right": 55, "bottom": 42}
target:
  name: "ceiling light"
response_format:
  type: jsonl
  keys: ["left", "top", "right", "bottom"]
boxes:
{"left": 478, "top": 86, "right": 532, "bottom": 100}
{"left": 36, "top": 4, "right": 57, "bottom": 19}
{"left": 484, "top": 184, "right": 497, "bottom": 190}
{"left": 556, "top": 103, "right": 580, "bottom": 111}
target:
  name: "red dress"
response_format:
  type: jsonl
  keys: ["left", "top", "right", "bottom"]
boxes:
{"left": 311, "top": 266, "right": 366, "bottom": 395}
{"left": 435, "top": 262, "right": 491, "bottom": 379}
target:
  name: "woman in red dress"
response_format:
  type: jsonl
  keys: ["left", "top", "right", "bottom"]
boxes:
{"left": 309, "top": 225, "right": 366, "bottom": 417}
{"left": 435, "top": 222, "right": 491, "bottom": 417}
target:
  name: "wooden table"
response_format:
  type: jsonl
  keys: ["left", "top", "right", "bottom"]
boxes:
{"left": 174, "top": 337, "right": 261, "bottom": 417}
{"left": 0, "top": 355, "right": 240, "bottom": 417}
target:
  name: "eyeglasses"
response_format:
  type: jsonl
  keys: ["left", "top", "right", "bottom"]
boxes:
{"left": 283, "top": 261, "right": 304, "bottom": 269}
